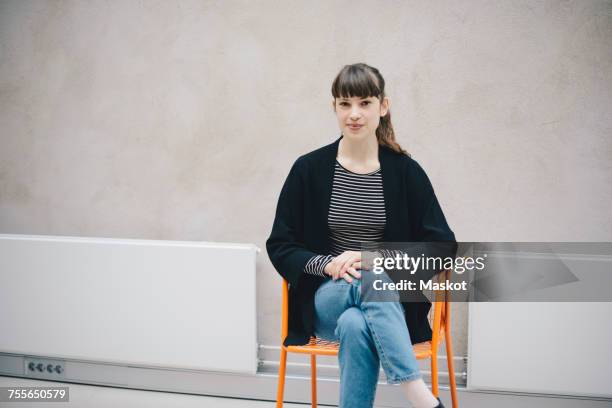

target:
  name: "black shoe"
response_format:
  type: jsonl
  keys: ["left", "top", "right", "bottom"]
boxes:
{"left": 434, "top": 397, "right": 446, "bottom": 408}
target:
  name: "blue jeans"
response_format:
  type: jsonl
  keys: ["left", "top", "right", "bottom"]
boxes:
{"left": 313, "top": 276, "right": 422, "bottom": 408}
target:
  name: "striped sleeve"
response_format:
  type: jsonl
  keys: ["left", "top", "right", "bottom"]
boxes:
{"left": 304, "top": 254, "right": 334, "bottom": 277}
{"left": 377, "top": 249, "right": 402, "bottom": 260}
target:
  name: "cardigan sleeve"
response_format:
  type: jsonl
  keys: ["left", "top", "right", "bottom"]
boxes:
{"left": 266, "top": 158, "right": 323, "bottom": 288}
{"left": 406, "top": 159, "right": 457, "bottom": 281}
{"left": 407, "top": 158, "right": 456, "bottom": 243}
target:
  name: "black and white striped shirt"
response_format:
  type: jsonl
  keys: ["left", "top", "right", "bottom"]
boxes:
{"left": 304, "top": 160, "right": 386, "bottom": 277}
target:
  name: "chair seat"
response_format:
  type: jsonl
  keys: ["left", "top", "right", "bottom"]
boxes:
{"left": 284, "top": 331, "right": 445, "bottom": 359}
{"left": 285, "top": 337, "right": 340, "bottom": 356}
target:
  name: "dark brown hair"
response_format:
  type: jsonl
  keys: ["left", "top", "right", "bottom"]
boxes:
{"left": 331, "top": 63, "right": 408, "bottom": 156}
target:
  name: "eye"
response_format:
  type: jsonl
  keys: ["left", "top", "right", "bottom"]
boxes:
{"left": 339, "top": 102, "right": 349, "bottom": 107}
{"left": 361, "top": 101, "right": 371, "bottom": 106}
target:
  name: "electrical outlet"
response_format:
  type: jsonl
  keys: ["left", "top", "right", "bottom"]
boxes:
{"left": 24, "top": 357, "right": 66, "bottom": 380}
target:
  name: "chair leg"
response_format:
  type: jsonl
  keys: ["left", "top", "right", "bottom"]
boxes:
{"left": 276, "top": 348, "right": 287, "bottom": 408}
{"left": 431, "top": 348, "right": 439, "bottom": 397}
{"left": 311, "top": 354, "right": 317, "bottom": 408}
{"left": 445, "top": 328, "right": 459, "bottom": 408}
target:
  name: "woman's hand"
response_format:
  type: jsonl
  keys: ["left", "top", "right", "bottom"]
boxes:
{"left": 323, "top": 251, "right": 362, "bottom": 283}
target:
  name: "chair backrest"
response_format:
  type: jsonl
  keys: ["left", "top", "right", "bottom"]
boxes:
{"left": 428, "top": 269, "right": 452, "bottom": 346}
{"left": 281, "top": 279, "right": 289, "bottom": 342}
{"left": 280, "top": 269, "right": 452, "bottom": 345}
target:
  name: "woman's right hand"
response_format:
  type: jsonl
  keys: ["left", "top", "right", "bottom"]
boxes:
{"left": 324, "top": 251, "right": 362, "bottom": 283}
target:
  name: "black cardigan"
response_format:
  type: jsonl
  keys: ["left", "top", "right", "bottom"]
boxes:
{"left": 266, "top": 136, "right": 456, "bottom": 346}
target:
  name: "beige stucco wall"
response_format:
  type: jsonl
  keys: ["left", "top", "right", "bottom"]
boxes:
{"left": 1, "top": 1, "right": 611, "bottom": 359}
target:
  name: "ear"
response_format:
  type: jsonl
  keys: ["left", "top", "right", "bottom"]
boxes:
{"left": 380, "top": 96, "right": 390, "bottom": 117}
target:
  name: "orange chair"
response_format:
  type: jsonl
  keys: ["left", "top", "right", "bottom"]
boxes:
{"left": 275, "top": 269, "right": 459, "bottom": 408}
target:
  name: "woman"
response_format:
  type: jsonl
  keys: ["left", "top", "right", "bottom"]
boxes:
{"left": 266, "top": 63, "right": 455, "bottom": 408}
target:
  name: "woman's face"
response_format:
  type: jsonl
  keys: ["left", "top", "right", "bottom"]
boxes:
{"left": 333, "top": 95, "right": 389, "bottom": 141}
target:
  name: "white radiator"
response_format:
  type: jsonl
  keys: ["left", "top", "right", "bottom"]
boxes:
{"left": 0, "top": 234, "right": 259, "bottom": 374}
{"left": 467, "top": 248, "right": 612, "bottom": 398}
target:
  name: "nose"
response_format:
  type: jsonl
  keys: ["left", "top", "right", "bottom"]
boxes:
{"left": 349, "top": 107, "right": 361, "bottom": 121}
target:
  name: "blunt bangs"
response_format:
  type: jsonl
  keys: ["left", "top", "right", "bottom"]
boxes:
{"left": 331, "top": 64, "right": 382, "bottom": 99}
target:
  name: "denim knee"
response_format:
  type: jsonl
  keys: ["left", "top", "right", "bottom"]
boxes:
{"left": 334, "top": 307, "right": 368, "bottom": 339}
{"left": 361, "top": 269, "right": 402, "bottom": 303}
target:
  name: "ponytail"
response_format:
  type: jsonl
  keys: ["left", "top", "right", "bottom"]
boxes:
{"left": 376, "top": 108, "right": 408, "bottom": 156}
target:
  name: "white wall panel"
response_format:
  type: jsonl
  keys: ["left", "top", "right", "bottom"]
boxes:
{"left": 0, "top": 234, "right": 259, "bottom": 374}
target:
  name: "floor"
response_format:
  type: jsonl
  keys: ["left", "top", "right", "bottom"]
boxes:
{"left": 4, "top": 375, "right": 611, "bottom": 408}
{"left": 0, "top": 376, "right": 312, "bottom": 407}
